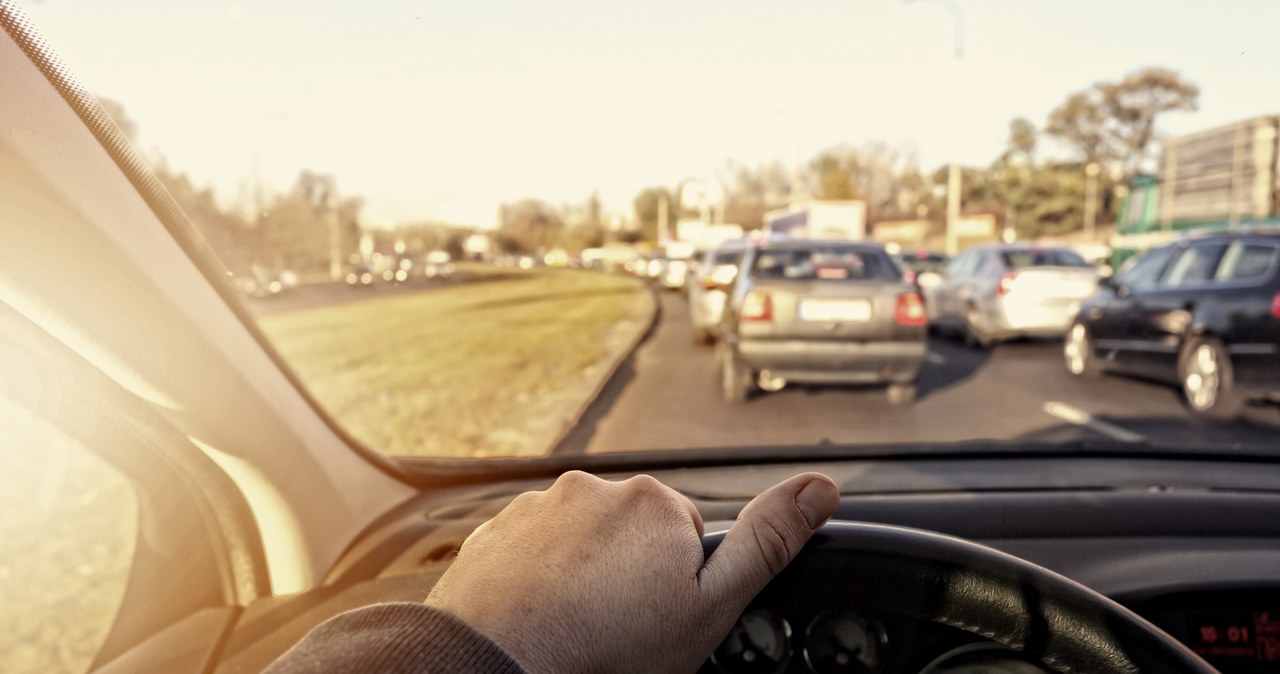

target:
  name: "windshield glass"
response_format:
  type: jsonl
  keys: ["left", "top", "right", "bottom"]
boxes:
{"left": 19, "top": 0, "right": 1280, "bottom": 461}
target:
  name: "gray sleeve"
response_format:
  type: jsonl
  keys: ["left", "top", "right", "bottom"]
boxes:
{"left": 264, "top": 602, "right": 527, "bottom": 674}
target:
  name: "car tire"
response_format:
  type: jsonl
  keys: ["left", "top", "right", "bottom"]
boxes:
{"left": 887, "top": 382, "right": 917, "bottom": 407}
{"left": 963, "top": 304, "right": 992, "bottom": 350}
{"left": 1063, "top": 321, "right": 1102, "bottom": 378}
{"left": 1179, "top": 336, "right": 1244, "bottom": 420}
{"left": 720, "top": 344, "right": 751, "bottom": 404}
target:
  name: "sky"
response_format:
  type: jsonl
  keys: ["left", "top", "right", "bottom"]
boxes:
{"left": 17, "top": 0, "right": 1280, "bottom": 229}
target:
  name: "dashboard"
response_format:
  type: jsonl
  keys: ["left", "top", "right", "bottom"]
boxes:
{"left": 211, "top": 454, "right": 1280, "bottom": 673}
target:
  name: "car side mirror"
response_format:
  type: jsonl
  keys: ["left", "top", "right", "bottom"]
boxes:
{"left": 1099, "top": 276, "right": 1130, "bottom": 298}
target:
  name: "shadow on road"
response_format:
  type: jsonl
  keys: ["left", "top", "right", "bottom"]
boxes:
{"left": 916, "top": 333, "right": 992, "bottom": 401}
{"left": 551, "top": 295, "right": 663, "bottom": 456}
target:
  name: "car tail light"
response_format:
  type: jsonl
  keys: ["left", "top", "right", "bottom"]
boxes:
{"left": 903, "top": 269, "right": 917, "bottom": 284}
{"left": 895, "top": 292, "right": 927, "bottom": 326}
{"left": 740, "top": 290, "right": 772, "bottom": 321}
{"left": 997, "top": 271, "right": 1018, "bottom": 296}
{"left": 1272, "top": 291, "right": 1280, "bottom": 318}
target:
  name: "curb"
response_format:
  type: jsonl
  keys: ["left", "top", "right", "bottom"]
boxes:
{"left": 546, "top": 276, "right": 662, "bottom": 456}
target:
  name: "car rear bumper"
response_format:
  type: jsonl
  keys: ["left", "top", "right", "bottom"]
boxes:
{"left": 735, "top": 338, "right": 925, "bottom": 383}
{"left": 991, "top": 299, "right": 1082, "bottom": 337}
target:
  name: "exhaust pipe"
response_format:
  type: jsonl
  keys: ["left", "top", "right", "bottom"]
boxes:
{"left": 758, "top": 370, "right": 786, "bottom": 392}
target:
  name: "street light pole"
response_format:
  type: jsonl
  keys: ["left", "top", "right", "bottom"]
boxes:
{"left": 904, "top": 0, "right": 965, "bottom": 253}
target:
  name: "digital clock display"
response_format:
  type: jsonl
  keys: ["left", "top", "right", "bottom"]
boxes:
{"left": 1180, "top": 610, "right": 1280, "bottom": 667}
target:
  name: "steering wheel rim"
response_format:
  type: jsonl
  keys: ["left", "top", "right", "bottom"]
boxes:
{"left": 702, "top": 522, "right": 1217, "bottom": 674}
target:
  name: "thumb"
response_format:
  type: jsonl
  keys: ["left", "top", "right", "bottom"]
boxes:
{"left": 698, "top": 473, "right": 839, "bottom": 608}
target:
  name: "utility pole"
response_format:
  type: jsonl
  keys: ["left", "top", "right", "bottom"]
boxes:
{"left": 658, "top": 192, "right": 670, "bottom": 243}
{"left": 328, "top": 202, "right": 342, "bottom": 280}
{"left": 1083, "top": 162, "right": 1100, "bottom": 243}
{"left": 946, "top": 162, "right": 961, "bottom": 255}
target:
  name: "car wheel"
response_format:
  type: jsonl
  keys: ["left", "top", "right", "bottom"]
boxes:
{"left": 1063, "top": 322, "right": 1102, "bottom": 378}
{"left": 720, "top": 344, "right": 751, "bottom": 404}
{"left": 963, "top": 304, "right": 991, "bottom": 350}
{"left": 887, "top": 382, "right": 917, "bottom": 406}
{"left": 1179, "top": 337, "right": 1244, "bottom": 420}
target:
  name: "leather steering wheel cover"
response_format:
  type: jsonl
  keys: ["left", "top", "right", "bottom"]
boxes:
{"left": 702, "top": 522, "right": 1217, "bottom": 674}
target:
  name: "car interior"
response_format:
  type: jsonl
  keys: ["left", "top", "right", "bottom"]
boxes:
{"left": 4, "top": 2, "right": 1280, "bottom": 674}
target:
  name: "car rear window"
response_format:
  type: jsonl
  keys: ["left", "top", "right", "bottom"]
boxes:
{"left": 752, "top": 246, "right": 896, "bottom": 281}
{"left": 1214, "top": 241, "right": 1277, "bottom": 282}
{"left": 708, "top": 249, "right": 746, "bottom": 267}
{"left": 999, "top": 249, "right": 1088, "bottom": 269}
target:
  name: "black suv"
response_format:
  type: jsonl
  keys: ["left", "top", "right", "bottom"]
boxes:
{"left": 1064, "top": 232, "right": 1280, "bottom": 418}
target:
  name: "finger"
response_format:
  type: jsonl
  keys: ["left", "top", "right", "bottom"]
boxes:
{"left": 697, "top": 473, "right": 838, "bottom": 607}
{"left": 674, "top": 490, "right": 705, "bottom": 538}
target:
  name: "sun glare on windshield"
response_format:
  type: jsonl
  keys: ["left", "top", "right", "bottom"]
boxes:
{"left": 19, "top": 0, "right": 1280, "bottom": 460}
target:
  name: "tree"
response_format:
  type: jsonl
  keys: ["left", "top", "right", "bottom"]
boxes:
{"left": 96, "top": 95, "right": 139, "bottom": 145}
{"left": 498, "top": 199, "right": 563, "bottom": 254}
{"left": 721, "top": 161, "right": 794, "bottom": 230}
{"left": 1045, "top": 90, "right": 1112, "bottom": 167}
{"left": 1101, "top": 67, "right": 1199, "bottom": 175}
{"left": 632, "top": 186, "right": 677, "bottom": 241}
{"left": 1006, "top": 117, "right": 1037, "bottom": 165}
{"left": 808, "top": 143, "right": 928, "bottom": 221}
{"left": 1047, "top": 68, "right": 1199, "bottom": 178}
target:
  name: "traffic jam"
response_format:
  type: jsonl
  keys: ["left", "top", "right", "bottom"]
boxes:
{"left": 634, "top": 119, "right": 1280, "bottom": 418}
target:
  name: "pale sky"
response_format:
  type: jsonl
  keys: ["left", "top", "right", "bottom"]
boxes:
{"left": 18, "top": 0, "right": 1280, "bottom": 228}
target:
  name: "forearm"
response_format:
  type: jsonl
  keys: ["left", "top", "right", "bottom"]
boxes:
{"left": 265, "top": 602, "right": 526, "bottom": 674}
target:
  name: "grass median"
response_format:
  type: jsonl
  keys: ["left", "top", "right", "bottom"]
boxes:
{"left": 259, "top": 267, "right": 652, "bottom": 458}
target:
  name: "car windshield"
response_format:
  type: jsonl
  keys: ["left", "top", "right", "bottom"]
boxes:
{"left": 15, "top": 0, "right": 1280, "bottom": 466}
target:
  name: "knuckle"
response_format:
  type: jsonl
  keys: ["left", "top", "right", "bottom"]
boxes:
{"left": 622, "top": 474, "right": 666, "bottom": 498}
{"left": 749, "top": 511, "right": 800, "bottom": 576}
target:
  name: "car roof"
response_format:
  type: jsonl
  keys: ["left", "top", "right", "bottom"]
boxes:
{"left": 1180, "top": 230, "right": 1280, "bottom": 245}
{"left": 755, "top": 238, "right": 885, "bottom": 251}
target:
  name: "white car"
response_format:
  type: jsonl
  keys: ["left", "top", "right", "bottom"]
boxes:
{"left": 927, "top": 244, "right": 1098, "bottom": 347}
{"left": 688, "top": 241, "right": 750, "bottom": 344}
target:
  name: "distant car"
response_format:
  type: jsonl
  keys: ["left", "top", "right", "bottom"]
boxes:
{"left": 1064, "top": 232, "right": 1280, "bottom": 419}
{"left": 424, "top": 251, "right": 455, "bottom": 279}
{"left": 718, "top": 240, "right": 927, "bottom": 405}
{"left": 237, "top": 267, "right": 287, "bottom": 298}
{"left": 927, "top": 244, "right": 1097, "bottom": 348}
{"left": 893, "top": 250, "right": 948, "bottom": 290}
{"left": 688, "top": 241, "right": 750, "bottom": 345}
{"left": 345, "top": 263, "right": 376, "bottom": 288}
{"left": 660, "top": 243, "right": 697, "bottom": 291}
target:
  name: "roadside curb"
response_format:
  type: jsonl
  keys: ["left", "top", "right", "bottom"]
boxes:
{"left": 547, "top": 276, "right": 662, "bottom": 456}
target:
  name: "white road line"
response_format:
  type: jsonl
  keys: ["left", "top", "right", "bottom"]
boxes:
{"left": 1042, "top": 401, "right": 1145, "bottom": 443}
{"left": 925, "top": 351, "right": 946, "bottom": 365}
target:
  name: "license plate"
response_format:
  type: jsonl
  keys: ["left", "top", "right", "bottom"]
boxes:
{"left": 799, "top": 299, "right": 871, "bottom": 322}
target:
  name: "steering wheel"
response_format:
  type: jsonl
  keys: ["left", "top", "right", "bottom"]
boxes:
{"left": 702, "top": 522, "right": 1217, "bottom": 673}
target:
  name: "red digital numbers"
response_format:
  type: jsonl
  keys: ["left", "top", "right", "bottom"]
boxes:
{"left": 1200, "top": 625, "right": 1218, "bottom": 643}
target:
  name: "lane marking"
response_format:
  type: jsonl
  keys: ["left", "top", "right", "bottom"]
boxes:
{"left": 925, "top": 351, "right": 946, "bottom": 365}
{"left": 1042, "top": 401, "right": 1145, "bottom": 443}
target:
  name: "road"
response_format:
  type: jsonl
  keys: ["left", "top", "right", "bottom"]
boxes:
{"left": 555, "top": 290, "right": 1279, "bottom": 454}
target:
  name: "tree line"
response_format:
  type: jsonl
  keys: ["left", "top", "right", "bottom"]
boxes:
{"left": 632, "top": 66, "right": 1198, "bottom": 241}
{"left": 99, "top": 66, "right": 1199, "bottom": 265}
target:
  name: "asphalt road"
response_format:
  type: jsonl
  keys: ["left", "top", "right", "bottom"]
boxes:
{"left": 555, "top": 290, "right": 1280, "bottom": 455}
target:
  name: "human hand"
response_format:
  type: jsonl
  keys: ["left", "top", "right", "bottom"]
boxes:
{"left": 425, "top": 470, "right": 839, "bottom": 673}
